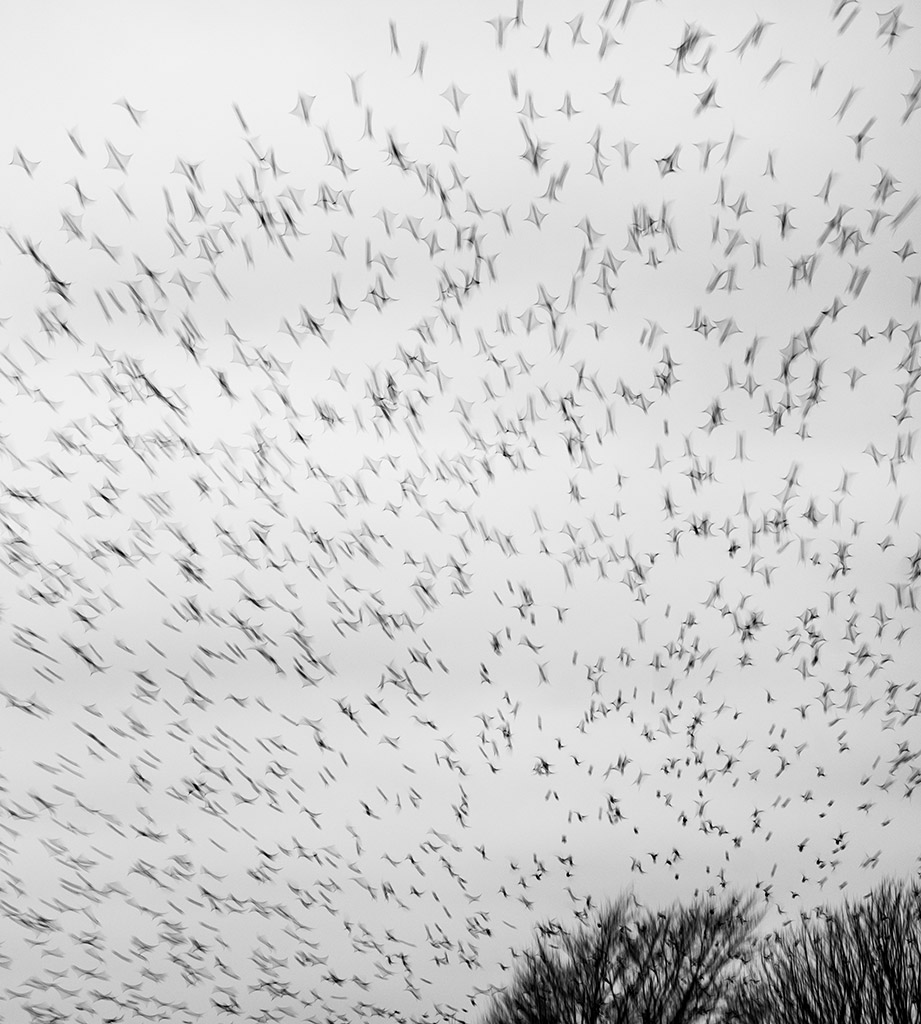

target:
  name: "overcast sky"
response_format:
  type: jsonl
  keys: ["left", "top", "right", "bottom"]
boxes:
{"left": 1, "top": 1, "right": 920, "bottom": 1021}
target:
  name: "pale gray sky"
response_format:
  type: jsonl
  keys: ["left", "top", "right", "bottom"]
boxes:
{"left": 1, "top": 1, "right": 920, "bottom": 1021}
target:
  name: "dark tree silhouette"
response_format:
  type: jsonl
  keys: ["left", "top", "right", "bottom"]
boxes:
{"left": 482, "top": 891, "right": 761, "bottom": 1024}
{"left": 727, "top": 878, "right": 921, "bottom": 1024}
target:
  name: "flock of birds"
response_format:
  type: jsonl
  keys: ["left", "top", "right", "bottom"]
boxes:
{"left": 1, "top": 1, "right": 920, "bottom": 1021}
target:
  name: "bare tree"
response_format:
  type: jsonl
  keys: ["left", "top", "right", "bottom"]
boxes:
{"left": 482, "top": 891, "right": 760, "bottom": 1024}
{"left": 727, "top": 877, "right": 921, "bottom": 1024}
